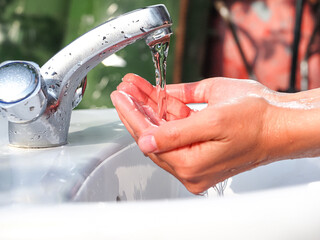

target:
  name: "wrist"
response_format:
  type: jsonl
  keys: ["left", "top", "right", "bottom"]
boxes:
{"left": 261, "top": 90, "right": 297, "bottom": 107}
{"left": 264, "top": 88, "right": 320, "bottom": 109}
{"left": 263, "top": 103, "right": 320, "bottom": 162}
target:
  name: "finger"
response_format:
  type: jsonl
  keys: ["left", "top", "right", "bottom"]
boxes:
{"left": 112, "top": 91, "right": 138, "bottom": 141}
{"left": 111, "top": 91, "right": 157, "bottom": 137}
{"left": 112, "top": 88, "right": 165, "bottom": 128}
{"left": 116, "top": 108, "right": 138, "bottom": 141}
{"left": 122, "top": 73, "right": 154, "bottom": 95}
{"left": 122, "top": 73, "right": 192, "bottom": 119}
{"left": 137, "top": 107, "right": 224, "bottom": 153}
{"left": 166, "top": 78, "right": 217, "bottom": 104}
{"left": 117, "top": 81, "right": 189, "bottom": 121}
{"left": 117, "top": 81, "right": 158, "bottom": 112}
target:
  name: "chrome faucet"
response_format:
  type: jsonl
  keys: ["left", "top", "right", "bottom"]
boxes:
{"left": 0, "top": 4, "right": 172, "bottom": 148}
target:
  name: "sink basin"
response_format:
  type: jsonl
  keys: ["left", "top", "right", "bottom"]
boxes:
{"left": 0, "top": 109, "right": 194, "bottom": 204}
{"left": 2, "top": 108, "right": 320, "bottom": 203}
{"left": 0, "top": 108, "right": 320, "bottom": 239}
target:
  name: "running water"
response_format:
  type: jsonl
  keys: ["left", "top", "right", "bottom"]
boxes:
{"left": 148, "top": 35, "right": 170, "bottom": 120}
{"left": 213, "top": 179, "right": 228, "bottom": 197}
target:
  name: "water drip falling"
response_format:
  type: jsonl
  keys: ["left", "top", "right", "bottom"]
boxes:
{"left": 148, "top": 35, "right": 170, "bottom": 120}
{"left": 213, "top": 179, "right": 228, "bottom": 197}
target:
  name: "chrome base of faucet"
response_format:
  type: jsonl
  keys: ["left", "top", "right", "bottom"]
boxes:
{"left": 8, "top": 114, "right": 69, "bottom": 148}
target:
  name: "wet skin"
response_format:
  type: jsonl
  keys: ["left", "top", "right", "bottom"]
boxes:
{"left": 111, "top": 73, "right": 320, "bottom": 194}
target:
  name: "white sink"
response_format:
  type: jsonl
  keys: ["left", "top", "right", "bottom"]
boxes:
{"left": 0, "top": 109, "right": 194, "bottom": 204}
{"left": 0, "top": 108, "right": 320, "bottom": 239}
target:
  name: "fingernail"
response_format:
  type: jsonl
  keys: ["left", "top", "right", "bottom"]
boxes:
{"left": 138, "top": 135, "right": 158, "bottom": 153}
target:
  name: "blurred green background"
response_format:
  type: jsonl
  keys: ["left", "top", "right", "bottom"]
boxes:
{"left": 0, "top": 0, "right": 212, "bottom": 108}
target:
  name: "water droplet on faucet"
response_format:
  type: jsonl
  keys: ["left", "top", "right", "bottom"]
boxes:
{"left": 140, "top": 27, "right": 146, "bottom": 33}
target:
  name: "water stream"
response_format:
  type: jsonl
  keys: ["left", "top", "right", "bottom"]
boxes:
{"left": 149, "top": 35, "right": 170, "bottom": 120}
{"left": 213, "top": 179, "right": 228, "bottom": 197}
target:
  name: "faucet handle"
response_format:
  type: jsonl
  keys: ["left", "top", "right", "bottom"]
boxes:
{"left": 0, "top": 61, "right": 47, "bottom": 123}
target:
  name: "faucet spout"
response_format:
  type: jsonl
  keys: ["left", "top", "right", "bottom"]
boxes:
{"left": 0, "top": 4, "right": 172, "bottom": 148}
{"left": 42, "top": 4, "right": 172, "bottom": 108}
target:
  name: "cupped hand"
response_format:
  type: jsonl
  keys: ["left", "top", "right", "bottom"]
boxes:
{"left": 111, "top": 73, "right": 276, "bottom": 194}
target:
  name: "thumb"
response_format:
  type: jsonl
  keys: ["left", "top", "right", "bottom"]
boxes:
{"left": 137, "top": 107, "right": 222, "bottom": 153}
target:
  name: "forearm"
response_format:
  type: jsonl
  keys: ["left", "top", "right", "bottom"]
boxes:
{"left": 264, "top": 103, "right": 320, "bottom": 162}
{"left": 265, "top": 88, "right": 320, "bottom": 109}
